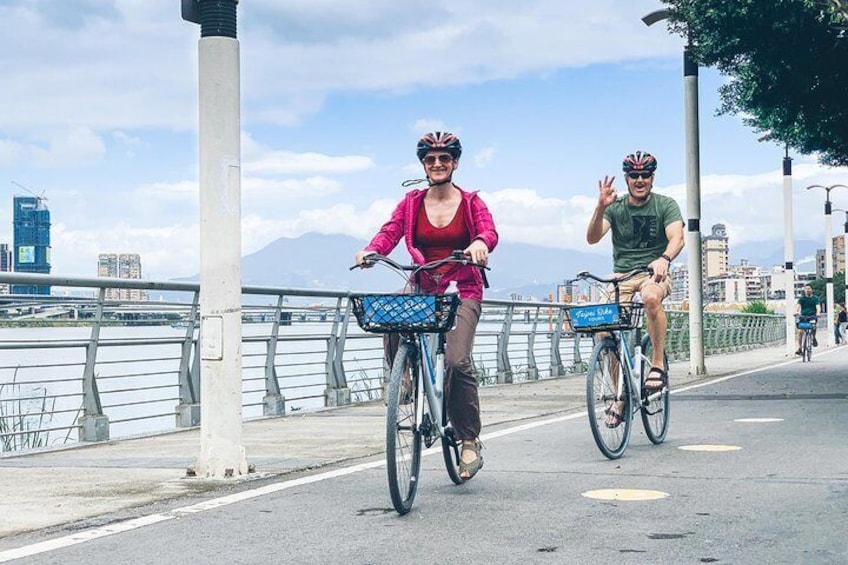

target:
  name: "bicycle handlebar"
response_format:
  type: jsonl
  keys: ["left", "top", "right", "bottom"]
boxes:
{"left": 350, "top": 250, "right": 491, "bottom": 287}
{"left": 575, "top": 266, "right": 653, "bottom": 285}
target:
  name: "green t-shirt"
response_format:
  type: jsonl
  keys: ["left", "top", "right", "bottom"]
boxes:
{"left": 797, "top": 294, "right": 820, "bottom": 316}
{"left": 603, "top": 193, "right": 684, "bottom": 272}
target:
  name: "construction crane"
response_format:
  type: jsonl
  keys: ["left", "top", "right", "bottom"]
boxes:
{"left": 11, "top": 181, "right": 48, "bottom": 202}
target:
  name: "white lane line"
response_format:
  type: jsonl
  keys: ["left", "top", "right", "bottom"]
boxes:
{"left": 0, "top": 354, "right": 807, "bottom": 562}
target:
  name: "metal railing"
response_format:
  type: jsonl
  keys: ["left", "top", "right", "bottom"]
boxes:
{"left": 0, "top": 272, "right": 786, "bottom": 453}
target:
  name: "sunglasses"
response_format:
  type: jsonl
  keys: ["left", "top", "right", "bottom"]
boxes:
{"left": 627, "top": 172, "right": 653, "bottom": 180}
{"left": 423, "top": 154, "right": 454, "bottom": 165}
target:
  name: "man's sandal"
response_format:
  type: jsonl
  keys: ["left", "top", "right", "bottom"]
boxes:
{"left": 645, "top": 367, "right": 668, "bottom": 393}
{"left": 459, "top": 439, "right": 484, "bottom": 480}
{"left": 604, "top": 404, "right": 624, "bottom": 429}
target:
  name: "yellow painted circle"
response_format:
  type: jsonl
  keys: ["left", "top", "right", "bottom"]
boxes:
{"left": 734, "top": 418, "right": 784, "bottom": 423}
{"left": 581, "top": 489, "right": 669, "bottom": 501}
{"left": 678, "top": 444, "right": 742, "bottom": 452}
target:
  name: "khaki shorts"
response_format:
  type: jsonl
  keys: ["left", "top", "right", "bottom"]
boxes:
{"left": 607, "top": 273, "right": 672, "bottom": 303}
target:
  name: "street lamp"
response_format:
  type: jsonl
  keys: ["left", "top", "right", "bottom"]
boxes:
{"left": 182, "top": 0, "right": 249, "bottom": 479}
{"left": 643, "top": 8, "right": 706, "bottom": 375}
{"left": 806, "top": 183, "right": 848, "bottom": 346}
{"left": 831, "top": 205, "right": 848, "bottom": 310}
{"left": 781, "top": 143, "right": 796, "bottom": 356}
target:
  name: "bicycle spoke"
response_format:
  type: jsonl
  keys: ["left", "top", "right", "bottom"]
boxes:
{"left": 386, "top": 343, "right": 422, "bottom": 514}
{"left": 640, "top": 334, "right": 670, "bottom": 444}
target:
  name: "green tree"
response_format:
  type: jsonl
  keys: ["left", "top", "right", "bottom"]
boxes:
{"left": 807, "top": 272, "right": 845, "bottom": 309}
{"left": 660, "top": 0, "right": 848, "bottom": 165}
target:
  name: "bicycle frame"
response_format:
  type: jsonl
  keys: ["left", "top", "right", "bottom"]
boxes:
{"left": 410, "top": 332, "right": 449, "bottom": 442}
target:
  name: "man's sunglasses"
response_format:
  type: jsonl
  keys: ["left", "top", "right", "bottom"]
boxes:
{"left": 423, "top": 154, "right": 454, "bottom": 165}
{"left": 627, "top": 172, "right": 653, "bottom": 180}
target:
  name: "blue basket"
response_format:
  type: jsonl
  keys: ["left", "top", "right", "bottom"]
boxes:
{"left": 349, "top": 293, "right": 460, "bottom": 334}
{"left": 796, "top": 321, "right": 815, "bottom": 330}
{"left": 565, "top": 302, "right": 643, "bottom": 333}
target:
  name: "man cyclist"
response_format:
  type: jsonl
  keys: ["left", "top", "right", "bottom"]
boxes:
{"left": 795, "top": 284, "right": 821, "bottom": 355}
{"left": 586, "top": 151, "right": 684, "bottom": 427}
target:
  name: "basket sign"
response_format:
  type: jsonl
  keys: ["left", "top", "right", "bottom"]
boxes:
{"left": 362, "top": 294, "right": 436, "bottom": 325}
{"left": 797, "top": 321, "right": 815, "bottom": 330}
{"left": 569, "top": 304, "right": 620, "bottom": 329}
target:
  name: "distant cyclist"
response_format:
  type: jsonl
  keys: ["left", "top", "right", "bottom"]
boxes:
{"left": 586, "top": 151, "right": 684, "bottom": 427}
{"left": 354, "top": 131, "right": 498, "bottom": 480}
{"left": 795, "top": 284, "right": 821, "bottom": 355}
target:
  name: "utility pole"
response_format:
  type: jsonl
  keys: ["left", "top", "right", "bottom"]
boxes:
{"left": 182, "top": 0, "right": 248, "bottom": 479}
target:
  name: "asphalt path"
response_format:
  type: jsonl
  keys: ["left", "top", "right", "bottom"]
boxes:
{"left": 2, "top": 352, "right": 847, "bottom": 565}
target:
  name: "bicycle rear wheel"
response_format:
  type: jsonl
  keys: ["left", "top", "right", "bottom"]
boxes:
{"left": 586, "top": 337, "right": 632, "bottom": 459}
{"left": 640, "top": 334, "right": 670, "bottom": 444}
{"left": 386, "top": 341, "right": 423, "bottom": 514}
{"left": 802, "top": 331, "right": 812, "bottom": 362}
{"left": 434, "top": 350, "right": 466, "bottom": 485}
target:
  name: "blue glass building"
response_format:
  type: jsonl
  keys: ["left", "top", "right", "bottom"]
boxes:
{"left": 12, "top": 196, "right": 51, "bottom": 295}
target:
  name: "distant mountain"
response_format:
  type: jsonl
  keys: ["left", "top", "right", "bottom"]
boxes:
{"left": 168, "top": 233, "right": 822, "bottom": 303}
{"left": 731, "top": 239, "right": 821, "bottom": 271}
{"left": 237, "top": 233, "right": 610, "bottom": 300}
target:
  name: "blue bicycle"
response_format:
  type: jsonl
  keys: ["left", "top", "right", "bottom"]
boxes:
{"left": 566, "top": 268, "right": 670, "bottom": 459}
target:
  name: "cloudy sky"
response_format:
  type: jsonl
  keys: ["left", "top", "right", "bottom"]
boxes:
{"left": 1, "top": 0, "right": 845, "bottom": 280}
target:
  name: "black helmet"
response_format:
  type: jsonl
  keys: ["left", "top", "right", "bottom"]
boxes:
{"left": 416, "top": 131, "right": 462, "bottom": 161}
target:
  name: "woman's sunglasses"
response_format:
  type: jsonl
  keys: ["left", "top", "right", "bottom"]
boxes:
{"left": 423, "top": 154, "right": 454, "bottom": 165}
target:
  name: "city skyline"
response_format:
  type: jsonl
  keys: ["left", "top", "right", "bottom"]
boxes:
{"left": 2, "top": 1, "right": 848, "bottom": 281}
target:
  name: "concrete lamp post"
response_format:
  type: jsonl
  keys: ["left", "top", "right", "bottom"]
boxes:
{"left": 182, "top": 0, "right": 250, "bottom": 479}
{"left": 643, "top": 8, "right": 706, "bottom": 375}
{"left": 831, "top": 205, "right": 848, "bottom": 312}
{"left": 805, "top": 183, "right": 848, "bottom": 347}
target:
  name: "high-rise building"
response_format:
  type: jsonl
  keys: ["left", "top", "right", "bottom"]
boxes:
{"left": 702, "top": 223, "right": 729, "bottom": 279}
{"left": 0, "top": 243, "right": 12, "bottom": 294}
{"left": 98, "top": 253, "right": 147, "bottom": 301}
{"left": 12, "top": 196, "right": 51, "bottom": 295}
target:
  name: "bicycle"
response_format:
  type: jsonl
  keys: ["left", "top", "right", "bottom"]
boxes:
{"left": 795, "top": 314, "right": 817, "bottom": 362}
{"left": 565, "top": 267, "right": 670, "bottom": 460}
{"left": 349, "top": 251, "right": 488, "bottom": 514}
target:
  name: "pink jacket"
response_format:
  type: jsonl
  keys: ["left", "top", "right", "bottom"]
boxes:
{"left": 365, "top": 187, "right": 499, "bottom": 300}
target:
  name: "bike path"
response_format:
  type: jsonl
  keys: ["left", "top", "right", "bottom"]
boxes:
{"left": 0, "top": 343, "right": 841, "bottom": 544}
{"left": 2, "top": 345, "right": 845, "bottom": 564}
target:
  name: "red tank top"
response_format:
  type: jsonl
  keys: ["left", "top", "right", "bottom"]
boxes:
{"left": 415, "top": 202, "right": 471, "bottom": 275}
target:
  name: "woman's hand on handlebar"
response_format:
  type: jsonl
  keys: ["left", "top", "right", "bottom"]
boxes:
{"left": 463, "top": 239, "right": 489, "bottom": 266}
{"left": 353, "top": 250, "right": 377, "bottom": 268}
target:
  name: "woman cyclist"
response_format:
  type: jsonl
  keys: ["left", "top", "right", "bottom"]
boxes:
{"left": 354, "top": 131, "right": 498, "bottom": 480}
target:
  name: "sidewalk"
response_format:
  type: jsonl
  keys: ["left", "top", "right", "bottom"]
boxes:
{"left": 0, "top": 343, "right": 801, "bottom": 539}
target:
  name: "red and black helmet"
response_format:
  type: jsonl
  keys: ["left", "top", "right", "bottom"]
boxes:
{"left": 416, "top": 131, "right": 462, "bottom": 161}
{"left": 622, "top": 151, "right": 658, "bottom": 173}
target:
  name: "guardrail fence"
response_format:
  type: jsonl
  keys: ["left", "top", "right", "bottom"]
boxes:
{"left": 0, "top": 272, "right": 786, "bottom": 453}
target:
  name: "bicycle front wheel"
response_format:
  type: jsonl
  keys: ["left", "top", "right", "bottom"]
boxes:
{"left": 586, "top": 337, "right": 632, "bottom": 459}
{"left": 640, "top": 334, "right": 670, "bottom": 444}
{"left": 386, "top": 341, "right": 423, "bottom": 515}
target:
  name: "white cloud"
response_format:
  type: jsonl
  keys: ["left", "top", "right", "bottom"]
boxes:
{"left": 474, "top": 146, "right": 496, "bottom": 168}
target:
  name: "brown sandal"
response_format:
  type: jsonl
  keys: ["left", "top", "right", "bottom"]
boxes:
{"left": 459, "top": 439, "right": 484, "bottom": 480}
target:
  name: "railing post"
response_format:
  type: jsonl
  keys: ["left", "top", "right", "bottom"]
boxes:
{"left": 79, "top": 288, "right": 109, "bottom": 442}
{"left": 549, "top": 307, "right": 565, "bottom": 377}
{"left": 176, "top": 291, "right": 201, "bottom": 427}
{"left": 262, "top": 294, "right": 285, "bottom": 416}
{"left": 525, "top": 306, "right": 539, "bottom": 380}
{"left": 325, "top": 297, "right": 351, "bottom": 406}
{"left": 496, "top": 304, "right": 514, "bottom": 383}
